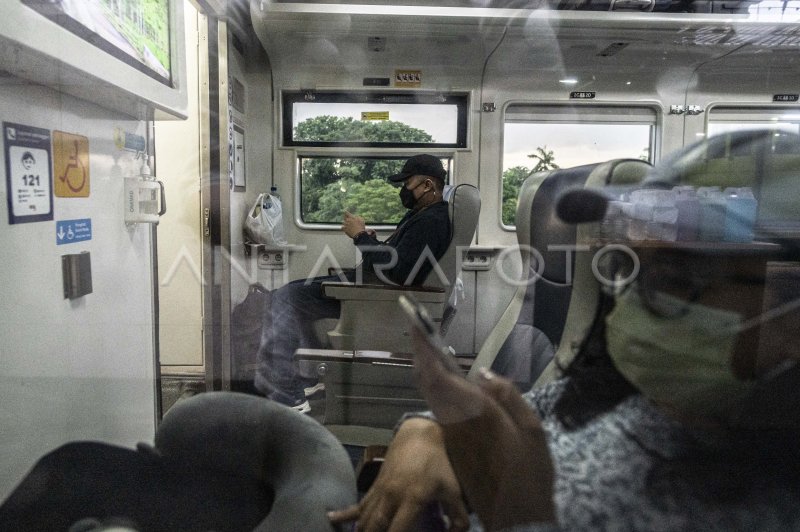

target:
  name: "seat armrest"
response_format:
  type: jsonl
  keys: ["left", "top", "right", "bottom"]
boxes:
{"left": 327, "top": 267, "right": 355, "bottom": 276}
{"left": 294, "top": 348, "right": 354, "bottom": 362}
{"left": 321, "top": 282, "right": 446, "bottom": 303}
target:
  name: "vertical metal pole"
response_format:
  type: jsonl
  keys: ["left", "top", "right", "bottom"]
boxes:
{"left": 204, "top": 16, "right": 232, "bottom": 392}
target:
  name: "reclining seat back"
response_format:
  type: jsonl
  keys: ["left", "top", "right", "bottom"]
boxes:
{"left": 468, "top": 164, "right": 599, "bottom": 389}
{"left": 533, "top": 158, "right": 652, "bottom": 387}
{"left": 324, "top": 184, "right": 480, "bottom": 353}
{"left": 470, "top": 159, "right": 651, "bottom": 390}
{"left": 433, "top": 184, "right": 482, "bottom": 333}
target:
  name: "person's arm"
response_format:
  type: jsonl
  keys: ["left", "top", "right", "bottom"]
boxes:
{"left": 411, "top": 327, "right": 557, "bottom": 531}
{"left": 359, "top": 206, "right": 449, "bottom": 285}
{"left": 327, "top": 417, "right": 470, "bottom": 532}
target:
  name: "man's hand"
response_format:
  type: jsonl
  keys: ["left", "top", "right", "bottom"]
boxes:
{"left": 328, "top": 417, "right": 470, "bottom": 532}
{"left": 411, "top": 328, "right": 557, "bottom": 531}
{"left": 341, "top": 211, "right": 367, "bottom": 238}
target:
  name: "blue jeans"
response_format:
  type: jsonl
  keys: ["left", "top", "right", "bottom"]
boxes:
{"left": 254, "top": 275, "right": 344, "bottom": 404}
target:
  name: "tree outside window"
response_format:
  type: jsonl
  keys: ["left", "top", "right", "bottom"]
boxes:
{"left": 297, "top": 116, "right": 442, "bottom": 224}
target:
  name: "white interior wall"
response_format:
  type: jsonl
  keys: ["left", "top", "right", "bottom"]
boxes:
{"left": 0, "top": 81, "right": 156, "bottom": 500}
{"left": 156, "top": 1, "right": 204, "bottom": 368}
{"left": 228, "top": 36, "right": 274, "bottom": 305}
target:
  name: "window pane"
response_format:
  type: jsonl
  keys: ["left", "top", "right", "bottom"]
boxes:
{"left": 284, "top": 92, "right": 467, "bottom": 147}
{"left": 706, "top": 111, "right": 800, "bottom": 234}
{"left": 707, "top": 107, "right": 800, "bottom": 137}
{"left": 299, "top": 156, "right": 452, "bottom": 225}
{"left": 294, "top": 103, "right": 458, "bottom": 144}
{"left": 501, "top": 122, "right": 653, "bottom": 226}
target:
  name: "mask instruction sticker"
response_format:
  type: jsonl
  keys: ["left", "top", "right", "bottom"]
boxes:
{"left": 4, "top": 122, "right": 53, "bottom": 224}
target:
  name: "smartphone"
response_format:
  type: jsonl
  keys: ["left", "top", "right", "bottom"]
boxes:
{"left": 398, "top": 295, "right": 462, "bottom": 374}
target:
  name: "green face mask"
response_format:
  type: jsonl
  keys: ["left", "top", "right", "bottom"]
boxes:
{"left": 606, "top": 288, "right": 754, "bottom": 421}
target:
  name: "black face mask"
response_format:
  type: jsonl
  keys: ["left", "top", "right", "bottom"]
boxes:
{"left": 399, "top": 185, "right": 417, "bottom": 209}
{"left": 400, "top": 180, "right": 432, "bottom": 209}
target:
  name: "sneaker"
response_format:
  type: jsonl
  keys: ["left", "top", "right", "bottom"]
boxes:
{"left": 292, "top": 400, "right": 311, "bottom": 414}
{"left": 303, "top": 382, "right": 325, "bottom": 397}
{"left": 267, "top": 390, "right": 312, "bottom": 414}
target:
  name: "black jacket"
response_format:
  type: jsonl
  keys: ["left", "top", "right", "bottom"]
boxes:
{"left": 353, "top": 201, "right": 451, "bottom": 286}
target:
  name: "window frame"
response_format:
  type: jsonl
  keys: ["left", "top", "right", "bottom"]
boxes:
{"left": 281, "top": 90, "right": 469, "bottom": 149}
{"left": 500, "top": 103, "right": 660, "bottom": 230}
{"left": 705, "top": 105, "right": 800, "bottom": 136}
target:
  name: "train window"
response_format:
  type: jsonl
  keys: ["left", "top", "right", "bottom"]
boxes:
{"left": 501, "top": 105, "right": 656, "bottom": 227}
{"left": 298, "top": 155, "right": 453, "bottom": 225}
{"left": 707, "top": 107, "right": 800, "bottom": 137}
{"left": 282, "top": 91, "right": 468, "bottom": 148}
{"left": 705, "top": 110, "right": 800, "bottom": 234}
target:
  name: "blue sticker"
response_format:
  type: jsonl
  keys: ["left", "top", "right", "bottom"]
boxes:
{"left": 56, "top": 218, "right": 92, "bottom": 245}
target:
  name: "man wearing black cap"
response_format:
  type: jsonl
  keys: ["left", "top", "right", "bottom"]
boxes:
{"left": 343, "top": 153, "right": 451, "bottom": 285}
{"left": 254, "top": 154, "right": 452, "bottom": 412}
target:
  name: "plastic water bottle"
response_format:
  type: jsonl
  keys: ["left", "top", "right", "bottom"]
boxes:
{"left": 698, "top": 187, "right": 726, "bottom": 241}
{"left": 724, "top": 187, "right": 757, "bottom": 242}
{"left": 674, "top": 186, "right": 700, "bottom": 241}
{"left": 270, "top": 185, "right": 279, "bottom": 198}
{"left": 649, "top": 189, "right": 678, "bottom": 241}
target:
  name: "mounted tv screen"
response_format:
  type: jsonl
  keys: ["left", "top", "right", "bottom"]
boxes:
{"left": 23, "top": 0, "right": 172, "bottom": 86}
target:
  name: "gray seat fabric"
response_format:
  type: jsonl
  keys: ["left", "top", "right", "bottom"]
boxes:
{"left": 155, "top": 392, "right": 357, "bottom": 531}
{"left": 471, "top": 159, "right": 652, "bottom": 391}
{"left": 0, "top": 392, "right": 357, "bottom": 531}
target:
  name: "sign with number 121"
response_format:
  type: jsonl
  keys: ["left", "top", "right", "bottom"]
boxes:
{"left": 4, "top": 122, "right": 53, "bottom": 224}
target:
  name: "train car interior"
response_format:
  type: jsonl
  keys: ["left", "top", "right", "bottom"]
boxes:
{"left": 0, "top": 0, "right": 799, "bottom": 528}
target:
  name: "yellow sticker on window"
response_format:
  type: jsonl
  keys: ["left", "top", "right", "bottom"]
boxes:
{"left": 361, "top": 112, "right": 390, "bottom": 121}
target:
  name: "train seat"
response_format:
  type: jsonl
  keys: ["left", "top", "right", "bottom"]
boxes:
{"left": 0, "top": 392, "right": 357, "bottom": 531}
{"left": 318, "top": 183, "right": 481, "bottom": 353}
{"left": 466, "top": 163, "right": 604, "bottom": 391}
{"left": 527, "top": 158, "right": 652, "bottom": 387}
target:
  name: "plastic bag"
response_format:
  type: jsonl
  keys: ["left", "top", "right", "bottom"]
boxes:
{"left": 244, "top": 192, "right": 287, "bottom": 245}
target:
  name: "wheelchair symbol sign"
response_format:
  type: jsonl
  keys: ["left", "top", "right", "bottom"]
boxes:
{"left": 53, "top": 131, "right": 90, "bottom": 197}
{"left": 56, "top": 218, "right": 92, "bottom": 245}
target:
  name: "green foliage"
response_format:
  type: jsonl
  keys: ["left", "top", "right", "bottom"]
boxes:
{"left": 295, "top": 116, "right": 434, "bottom": 144}
{"left": 501, "top": 166, "right": 534, "bottom": 226}
{"left": 528, "top": 146, "right": 560, "bottom": 173}
{"left": 298, "top": 116, "right": 436, "bottom": 223}
{"left": 99, "top": 0, "right": 170, "bottom": 71}
{"left": 501, "top": 147, "right": 561, "bottom": 225}
{"left": 309, "top": 179, "right": 406, "bottom": 224}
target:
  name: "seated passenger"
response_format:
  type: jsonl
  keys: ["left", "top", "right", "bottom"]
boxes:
{"left": 254, "top": 154, "right": 452, "bottom": 412}
{"left": 330, "top": 131, "right": 800, "bottom": 531}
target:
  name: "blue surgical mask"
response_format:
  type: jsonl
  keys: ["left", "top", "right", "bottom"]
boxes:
{"left": 605, "top": 288, "right": 754, "bottom": 421}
